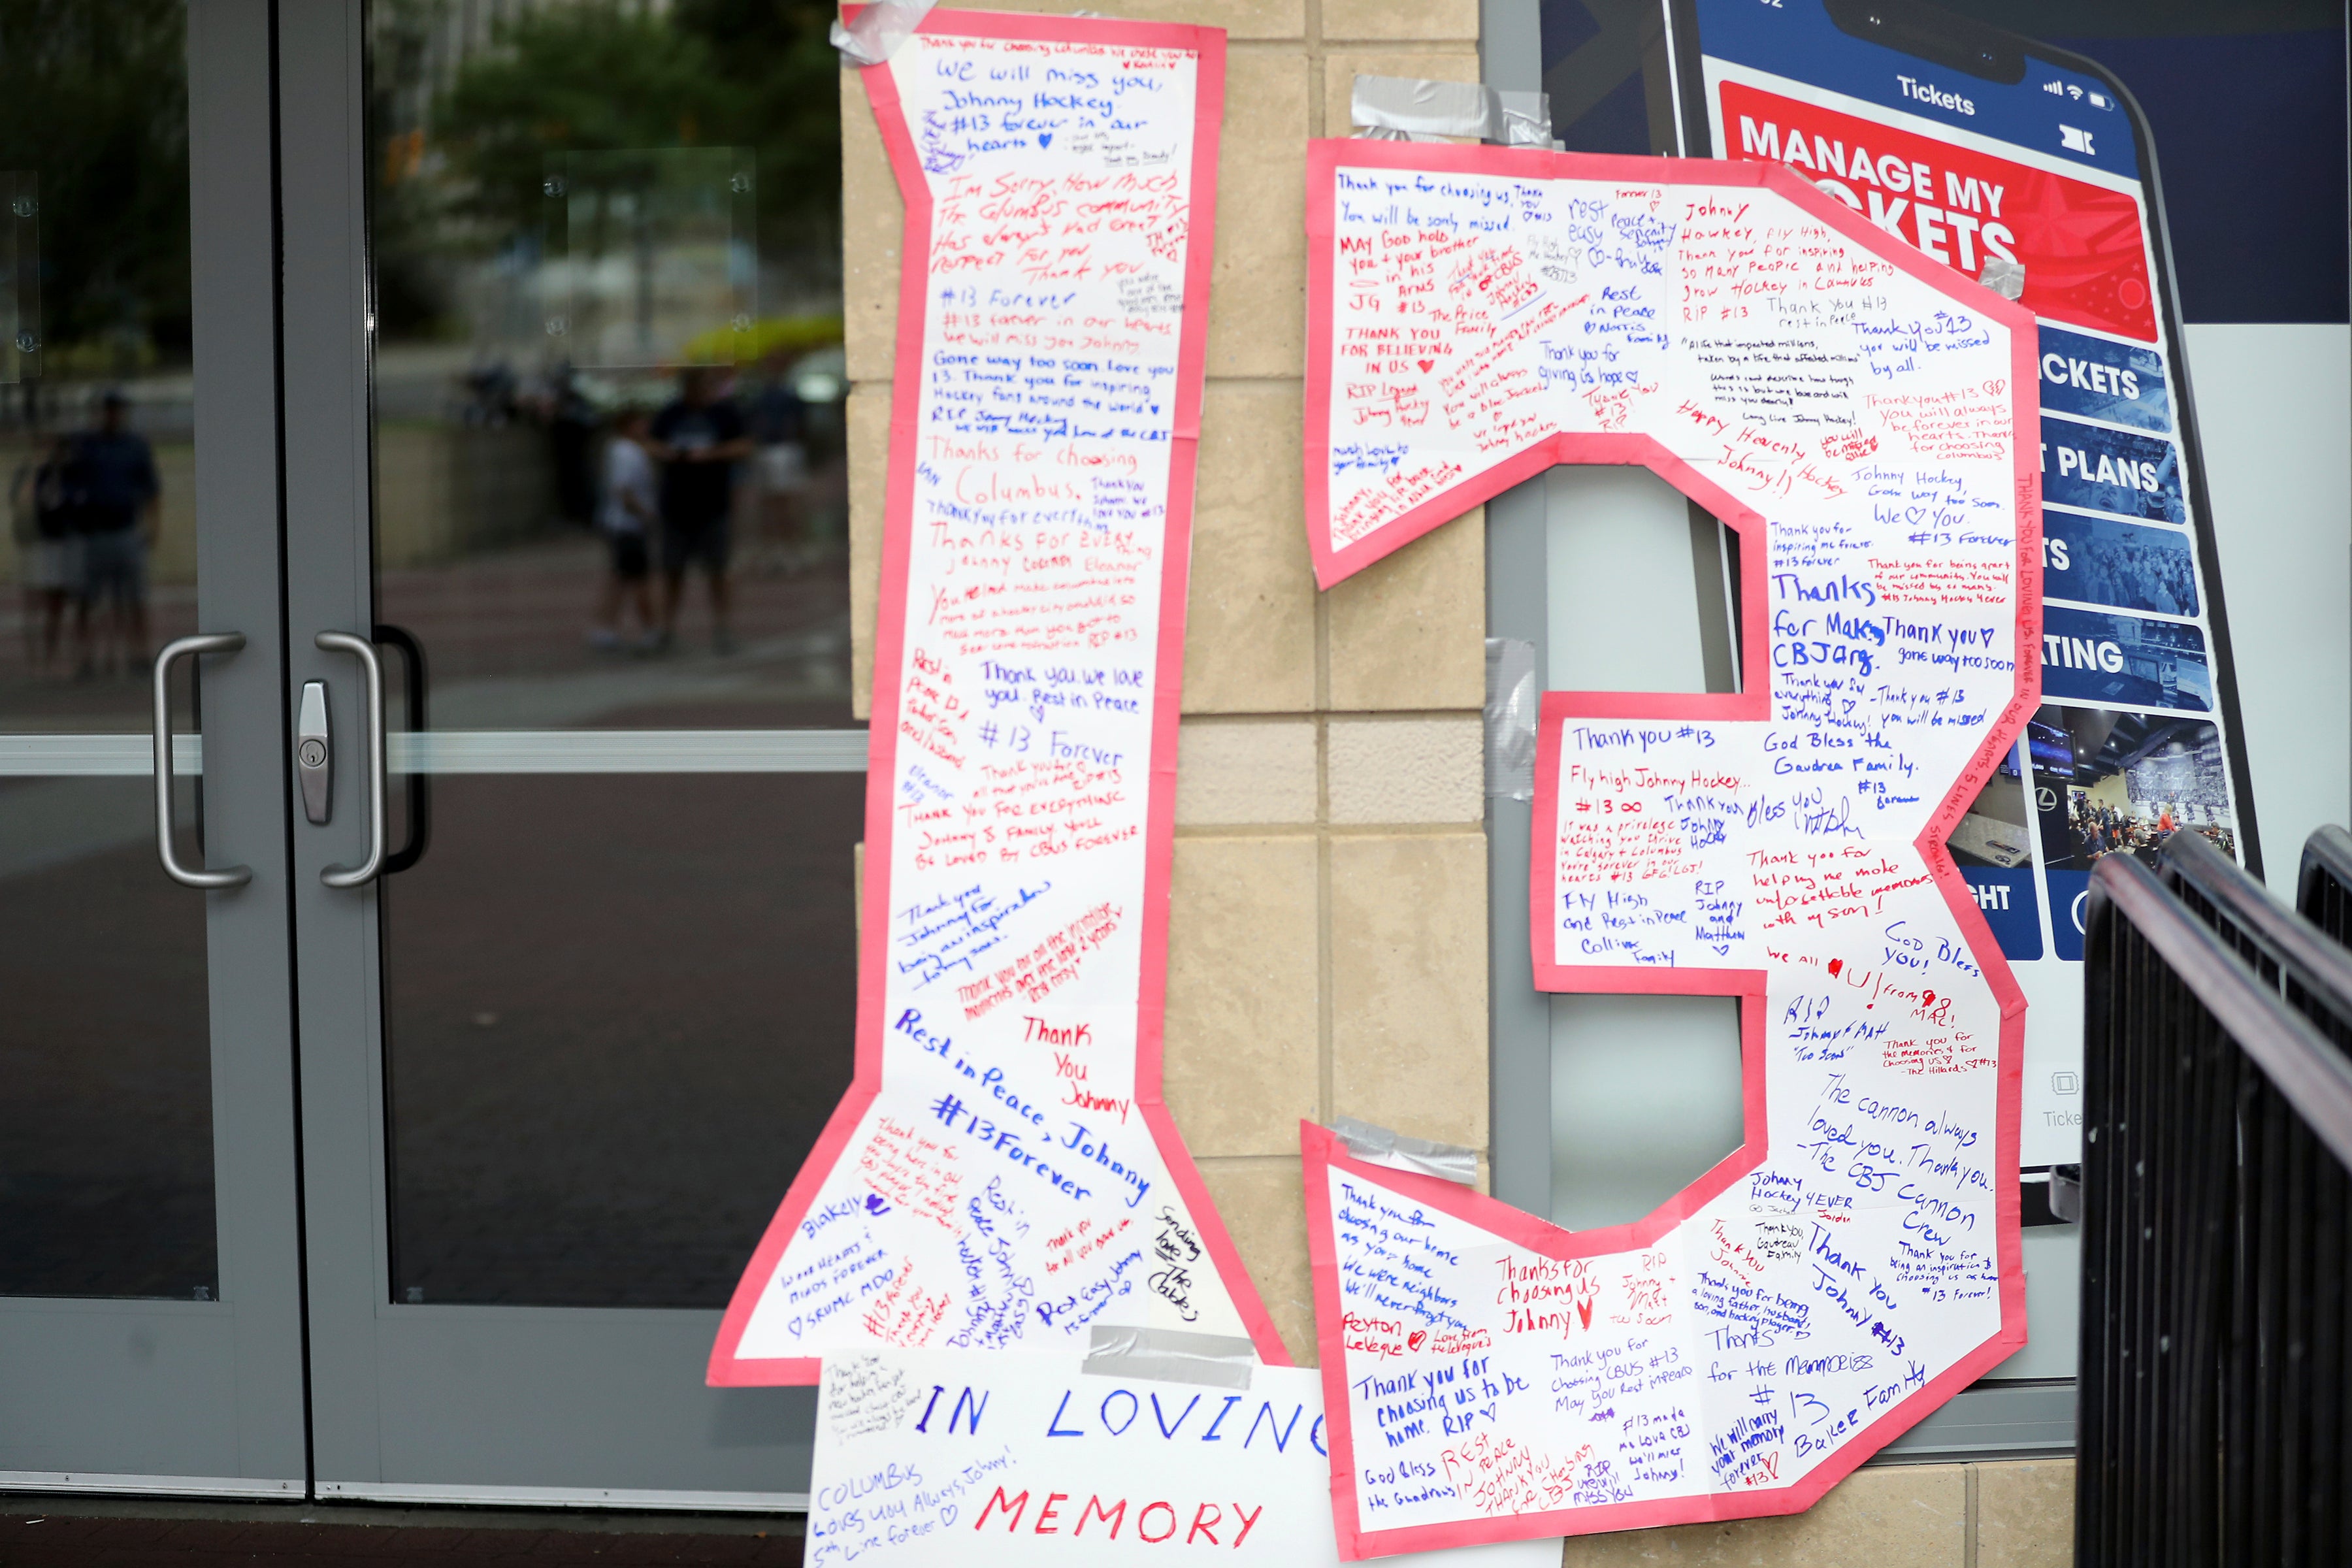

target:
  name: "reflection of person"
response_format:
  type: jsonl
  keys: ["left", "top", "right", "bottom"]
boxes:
{"left": 10, "top": 434, "right": 82, "bottom": 677}
{"left": 647, "top": 367, "right": 753, "bottom": 653}
{"left": 590, "top": 408, "right": 659, "bottom": 651}
{"left": 73, "top": 391, "right": 160, "bottom": 677}
{"left": 547, "top": 363, "right": 599, "bottom": 529}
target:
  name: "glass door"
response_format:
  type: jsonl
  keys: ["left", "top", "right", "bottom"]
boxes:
{"left": 284, "top": 2, "right": 857, "bottom": 1503}
{"left": 0, "top": 0, "right": 304, "bottom": 1493}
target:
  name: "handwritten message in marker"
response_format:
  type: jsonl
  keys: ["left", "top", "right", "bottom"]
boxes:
{"left": 708, "top": 12, "right": 1284, "bottom": 1386}
{"left": 808, "top": 1348, "right": 1561, "bottom": 1567}
{"left": 1301, "top": 142, "right": 2038, "bottom": 1553}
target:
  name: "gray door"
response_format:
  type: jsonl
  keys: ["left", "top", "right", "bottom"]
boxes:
{"left": 0, "top": 1, "right": 306, "bottom": 1494}
{"left": 278, "top": 3, "right": 857, "bottom": 1505}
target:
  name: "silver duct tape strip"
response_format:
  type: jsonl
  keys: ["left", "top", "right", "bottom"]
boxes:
{"left": 1083, "top": 1326, "right": 1258, "bottom": 1390}
{"left": 1352, "top": 77, "right": 1556, "bottom": 148}
{"left": 1352, "top": 74, "right": 1501, "bottom": 140}
{"left": 1496, "top": 89, "right": 1558, "bottom": 149}
{"left": 1333, "top": 1115, "right": 1478, "bottom": 1186}
{"left": 832, "top": 0, "right": 936, "bottom": 66}
{"left": 2048, "top": 1163, "right": 2082, "bottom": 1224}
{"left": 1979, "top": 255, "right": 2026, "bottom": 301}
{"left": 1485, "top": 637, "right": 1537, "bottom": 802}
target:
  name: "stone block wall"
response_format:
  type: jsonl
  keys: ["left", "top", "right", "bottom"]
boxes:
{"left": 837, "top": 5, "right": 2074, "bottom": 1560}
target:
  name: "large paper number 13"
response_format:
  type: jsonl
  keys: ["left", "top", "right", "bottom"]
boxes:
{"left": 1298, "top": 143, "right": 2039, "bottom": 1553}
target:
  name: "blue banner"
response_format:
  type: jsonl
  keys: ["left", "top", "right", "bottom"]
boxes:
{"left": 1963, "top": 868, "right": 2045, "bottom": 961}
{"left": 2040, "top": 416, "right": 2185, "bottom": 522}
{"left": 2042, "top": 605, "right": 2212, "bottom": 711}
{"left": 2036, "top": 325, "right": 2170, "bottom": 433}
{"left": 2043, "top": 512, "right": 2198, "bottom": 617}
{"left": 2044, "top": 868, "right": 2092, "bottom": 962}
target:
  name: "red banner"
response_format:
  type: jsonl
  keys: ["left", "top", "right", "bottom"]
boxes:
{"left": 1718, "top": 80, "right": 2157, "bottom": 342}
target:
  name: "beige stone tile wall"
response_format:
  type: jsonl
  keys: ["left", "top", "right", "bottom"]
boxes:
{"left": 1552, "top": 1459, "right": 2076, "bottom": 1566}
{"left": 836, "top": 10, "right": 2073, "bottom": 1563}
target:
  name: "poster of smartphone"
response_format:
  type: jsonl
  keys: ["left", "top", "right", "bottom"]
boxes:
{"left": 1659, "top": 0, "right": 2262, "bottom": 1196}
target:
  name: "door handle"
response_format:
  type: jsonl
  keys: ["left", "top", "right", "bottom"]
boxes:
{"left": 152, "top": 632, "right": 250, "bottom": 890}
{"left": 376, "top": 622, "right": 431, "bottom": 874}
{"left": 315, "top": 630, "right": 385, "bottom": 889}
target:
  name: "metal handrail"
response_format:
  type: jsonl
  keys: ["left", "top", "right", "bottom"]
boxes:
{"left": 2296, "top": 823, "right": 2352, "bottom": 941}
{"left": 2093, "top": 853, "right": 2352, "bottom": 1169}
{"left": 2159, "top": 827, "right": 2352, "bottom": 1053}
{"left": 2080, "top": 852, "right": 2352, "bottom": 1566}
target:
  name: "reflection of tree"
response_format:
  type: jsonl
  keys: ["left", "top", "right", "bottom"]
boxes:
{"left": 373, "top": 0, "right": 840, "bottom": 338}
{"left": 674, "top": 0, "right": 843, "bottom": 250}
{"left": 0, "top": 0, "right": 191, "bottom": 372}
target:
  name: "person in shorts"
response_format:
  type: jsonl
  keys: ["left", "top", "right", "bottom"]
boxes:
{"left": 589, "top": 407, "right": 659, "bottom": 651}
{"left": 73, "top": 391, "right": 160, "bottom": 678}
{"left": 646, "top": 367, "right": 753, "bottom": 653}
{"left": 10, "top": 434, "right": 83, "bottom": 677}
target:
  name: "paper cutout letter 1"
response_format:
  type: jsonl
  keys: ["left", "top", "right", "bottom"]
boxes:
{"left": 708, "top": 12, "right": 1284, "bottom": 1386}
{"left": 1299, "top": 141, "right": 2038, "bottom": 1552}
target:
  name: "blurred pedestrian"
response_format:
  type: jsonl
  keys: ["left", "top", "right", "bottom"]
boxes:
{"left": 73, "top": 391, "right": 159, "bottom": 678}
{"left": 9, "top": 434, "right": 82, "bottom": 676}
{"left": 645, "top": 367, "right": 753, "bottom": 653}
{"left": 547, "top": 362, "right": 599, "bottom": 529}
{"left": 589, "top": 407, "right": 659, "bottom": 651}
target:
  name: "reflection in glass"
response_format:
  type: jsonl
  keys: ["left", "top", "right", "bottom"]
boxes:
{"left": 0, "top": 777, "right": 216, "bottom": 1299}
{"left": 383, "top": 773, "right": 860, "bottom": 1307}
{"left": 370, "top": 0, "right": 849, "bottom": 723}
{"left": 2, "top": 0, "right": 198, "bottom": 725}
{"left": 369, "top": 1, "right": 857, "bottom": 1307}
{"left": 544, "top": 147, "right": 757, "bottom": 370}
{"left": 1, "top": 170, "right": 41, "bottom": 384}
{"left": 0, "top": 1, "right": 218, "bottom": 1299}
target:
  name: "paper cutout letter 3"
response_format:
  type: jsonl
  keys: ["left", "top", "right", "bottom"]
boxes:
{"left": 1300, "top": 142, "right": 2038, "bottom": 1551}
{"left": 708, "top": 12, "right": 1286, "bottom": 1385}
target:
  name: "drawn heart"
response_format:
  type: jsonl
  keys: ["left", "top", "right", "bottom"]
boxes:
{"left": 864, "top": 1194, "right": 892, "bottom": 1215}
{"left": 1150, "top": 404, "right": 1159, "bottom": 414}
{"left": 1407, "top": 1331, "right": 1428, "bottom": 1351}
{"left": 1038, "top": 133, "right": 1053, "bottom": 148}
{"left": 1416, "top": 359, "right": 1435, "bottom": 374}
{"left": 1827, "top": 958, "right": 1844, "bottom": 977}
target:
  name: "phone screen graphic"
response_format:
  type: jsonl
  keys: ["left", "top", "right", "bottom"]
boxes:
{"left": 1673, "top": 0, "right": 2257, "bottom": 1175}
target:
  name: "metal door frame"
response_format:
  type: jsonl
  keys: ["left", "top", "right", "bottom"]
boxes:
{"left": 0, "top": 0, "right": 307, "bottom": 1497}
{"left": 276, "top": 3, "right": 816, "bottom": 1507}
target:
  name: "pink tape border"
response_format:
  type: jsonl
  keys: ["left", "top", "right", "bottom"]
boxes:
{"left": 1300, "top": 140, "right": 2042, "bottom": 1553}
{"left": 708, "top": 9, "right": 1286, "bottom": 1388}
